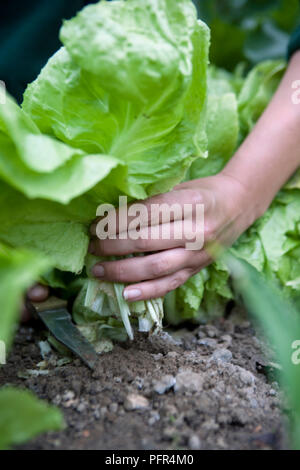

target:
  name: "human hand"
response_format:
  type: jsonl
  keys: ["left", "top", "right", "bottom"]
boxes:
{"left": 89, "top": 171, "right": 257, "bottom": 302}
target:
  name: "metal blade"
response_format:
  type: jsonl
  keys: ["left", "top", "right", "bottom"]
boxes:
{"left": 28, "top": 297, "right": 98, "bottom": 370}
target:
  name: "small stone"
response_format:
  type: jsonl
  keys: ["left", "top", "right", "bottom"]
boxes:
{"left": 239, "top": 369, "right": 255, "bottom": 387}
{"left": 202, "top": 419, "right": 219, "bottom": 432}
{"left": 188, "top": 434, "right": 202, "bottom": 450}
{"left": 174, "top": 369, "right": 203, "bottom": 393}
{"left": 152, "top": 353, "right": 163, "bottom": 361}
{"left": 124, "top": 393, "right": 149, "bottom": 411}
{"left": 205, "top": 326, "right": 218, "bottom": 338}
{"left": 220, "top": 334, "right": 232, "bottom": 345}
{"left": 250, "top": 398, "right": 258, "bottom": 408}
{"left": 132, "top": 376, "right": 144, "bottom": 390}
{"left": 166, "top": 351, "right": 178, "bottom": 359}
{"left": 268, "top": 389, "right": 277, "bottom": 397}
{"left": 52, "top": 394, "right": 62, "bottom": 406}
{"left": 148, "top": 411, "right": 160, "bottom": 426}
{"left": 163, "top": 427, "right": 176, "bottom": 440}
{"left": 197, "top": 329, "right": 206, "bottom": 339}
{"left": 164, "top": 404, "right": 177, "bottom": 417}
{"left": 211, "top": 348, "right": 232, "bottom": 363}
{"left": 198, "top": 338, "right": 218, "bottom": 349}
{"left": 76, "top": 401, "right": 87, "bottom": 413}
{"left": 109, "top": 402, "right": 118, "bottom": 414}
{"left": 153, "top": 375, "right": 176, "bottom": 394}
{"left": 232, "top": 408, "right": 250, "bottom": 425}
{"left": 93, "top": 407, "right": 101, "bottom": 420}
{"left": 100, "top": 406, "right": 107, "bottom": 418}
{"left": 62, "top": 390, "right": 75, "bottom": 401}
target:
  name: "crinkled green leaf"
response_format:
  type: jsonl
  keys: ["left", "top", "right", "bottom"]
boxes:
{"left": 23, "top": 0, "right": 209, "bottom": 197}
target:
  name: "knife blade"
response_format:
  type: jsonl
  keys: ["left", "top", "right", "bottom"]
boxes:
{"left": 27, "top": 296, "right": 98, "bottom": 370}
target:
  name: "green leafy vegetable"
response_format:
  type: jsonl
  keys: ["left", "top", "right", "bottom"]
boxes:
{"left": 0, "top": 243, "right": 63, "bottom": 449}
{"left": 0, "top": 242, "right": 50, "bottom": 348}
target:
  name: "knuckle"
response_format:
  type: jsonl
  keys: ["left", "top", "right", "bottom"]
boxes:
{"left": 187, "top": 189, "right": 203, "bottom": 207}
{"left": 168, "top": 274, "right": 186, "bottom": 292}
{"left": 150, "top": 257, "right": 170, "bottom": 277}
{"left": 134, "top": 237, "right": 149, "bottom": 252}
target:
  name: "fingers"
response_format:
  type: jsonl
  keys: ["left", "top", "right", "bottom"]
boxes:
{"left": 90, "top": 188, "right": 204, "bottom": 237}
{"left": 21, "top": 284, "right": 50, "bottom": 323}
{"left": 92, "top": 248, "right": 209, "bottom": 283}
{"left": 122, "top": 259, "right": 210, "bottom": 302}
{"left": 89, "top": 217, "right": 205, "bottom": 256}
{"left": 27, "top": 284, "right": 50, "bottom": 302}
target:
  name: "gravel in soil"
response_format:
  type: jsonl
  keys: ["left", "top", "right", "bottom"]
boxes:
{"left": 0, "top": 310, "right": 288, "bottom": 450}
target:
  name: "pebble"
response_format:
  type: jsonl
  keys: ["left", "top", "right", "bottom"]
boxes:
{"left": 62, "top": 390, "right": 75, "bottom": 401}
{"left": 109, "top": 402, "right": 118, "bottom": 414}
{"left": 174, "top": 369, "right": 203, "bottom": 393}
{"left": 148, "top": 411, "right": 160, "bottom": 426}
{"left": 93, "top": 407, "right": 101, "bottom": 420}
{"left": 211, "top": 348, "right": 233, "bottom": 363}
{"left": 153, "top": 375, "right": 176, "bottom": 394}
{"left": 188, "top": 434, "right": 202, "bottom": 450}
{"left": 239, "top": 369, "right": 255, "bottom": 387}
{"left": 202, "top": 419, "right": 219, "bottom": 432}
{"left": 124, "top": 393, "right": 149, "bottom": 411}
{"left": 100, "top": 406, "right": 108, "bottom": 418}
{"left": 220, "top": 334, "right": 232, "bottom": 345}
{"left": 76, "top": 401, "right": 87, "bottom": 413}
{"left": 162, "top": 427, "right": 176, "bottom": 440}
{"left": 198, "top": 338, "right": 218, "bottom": 349}
{"left": 152, "top": 353, "right": 163, "bottom": 361}
{"left": 205, "top": 326, "right": 218, "bottom": 338}
{"left": 132, "top": 376, "right": 144, "bottom": 390}
{"left": 166, "top": 351, "right": 178, "bottom": 359}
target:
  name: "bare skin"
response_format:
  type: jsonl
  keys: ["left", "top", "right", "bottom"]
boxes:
{"left": 21, "top": 284, "right": 49, "bottom": 322}
{"left": 89, "top": 50, "right": 300, "bottom": 302}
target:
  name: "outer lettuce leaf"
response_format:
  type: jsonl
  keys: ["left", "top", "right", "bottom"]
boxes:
{"left": 0, "top": 95, "right": 126, "bottom": 204}
{"left": 188, "top": 66, "right": 240, "bottom": 179}
{"left": 0, "top": 242, "right": 50, "bottom": 348}
{"left": 23, "top": 0, "right": 209, "bottom": 197}
{"left": 238, "top": 60, "right": 285, "bottom": 141}
{"left": 0, "top": 182, "right": 92, "bottom": 273}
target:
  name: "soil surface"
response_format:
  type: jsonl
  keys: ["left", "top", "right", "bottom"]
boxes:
{"left": 0, "top": 307, "right": 288, "bottom": 450}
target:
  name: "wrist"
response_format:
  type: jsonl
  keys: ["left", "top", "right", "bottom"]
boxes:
{"left": 219, "top": 166, "right": 267, "bottom": 226}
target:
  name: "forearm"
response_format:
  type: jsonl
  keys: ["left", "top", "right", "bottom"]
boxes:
{"left": 222, "top": 50, "right": 300, "bottom": 220}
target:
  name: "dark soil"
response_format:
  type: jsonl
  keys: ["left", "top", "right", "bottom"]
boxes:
{"left": 0, "top": 307, "right": 288, "bottom": 450}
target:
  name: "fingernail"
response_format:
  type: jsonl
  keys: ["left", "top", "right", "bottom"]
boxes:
{"left": 93, "top": 265, "right": 105, "bottom": 277}
{"left": 88, "top": 240, "right": 96, "bottom": 254}
{"left": 123, "top": 288, "right": 142, "bottom": 301}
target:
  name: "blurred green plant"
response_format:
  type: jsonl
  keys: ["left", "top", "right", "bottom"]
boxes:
{"left": 0, "top": 243, "right": 64, "bottom": 449}
{"left": 193, "top": 0, "right": 300, "bottom": 69}
{"left": 226, "top": 252, "right": 300, "bottom": 449}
